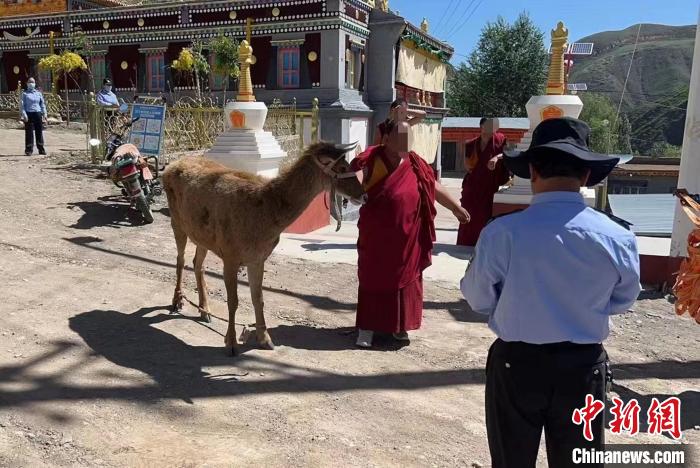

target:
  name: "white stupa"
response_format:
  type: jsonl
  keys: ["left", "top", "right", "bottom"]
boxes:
{"left": 206, "top": 21, "right": 286, "bottom": 177}
{"left": 494, "top": 22, "right": 595, "bottom": 210}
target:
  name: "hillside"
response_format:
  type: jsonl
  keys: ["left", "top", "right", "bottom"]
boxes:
{"left": 569, "top": 24, "right": 695, "bottom": 154}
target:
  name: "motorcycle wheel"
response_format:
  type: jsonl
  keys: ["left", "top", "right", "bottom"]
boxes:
{"left": 136, "top": 195, "right": 154, "bottom": 224}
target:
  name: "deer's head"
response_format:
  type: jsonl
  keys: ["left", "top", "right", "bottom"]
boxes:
{"left": 306, "top": 142, "right": 366, "bottom": 205}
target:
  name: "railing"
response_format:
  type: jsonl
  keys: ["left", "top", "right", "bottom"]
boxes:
{"left": 87, "top": 94, "right": 320, "bottom": 164}
{"left": 0, "top": 85, "right": 87, "bottom": 121}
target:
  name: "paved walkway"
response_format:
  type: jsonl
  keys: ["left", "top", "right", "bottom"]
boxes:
{"left": 0, "top": 126, "right": 86, "bottom": 156}
{"left": 277, "top": 179, "right": 472, "bottom": 286}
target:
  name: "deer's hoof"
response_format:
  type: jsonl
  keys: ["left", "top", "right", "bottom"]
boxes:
{"left": 226, "top": 344, "right": 241, "bottom": 357}
{"left": 257, "top": 331, "right": 275, "bottom": 350}
{"left": 198, "top": 309, "right": 211, "bottom": 323}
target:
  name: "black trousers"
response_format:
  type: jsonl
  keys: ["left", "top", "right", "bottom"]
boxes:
{"left": 486, "top": 339, "right": 608, "bottom": 468}
{"left": 24, "top": 112, "right": 45, "bottom": 154}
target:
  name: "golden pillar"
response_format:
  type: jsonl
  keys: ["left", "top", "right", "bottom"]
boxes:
{"left": 546, "top": 21, "right": 568, "bottom": 96}
{"left": 236, "top": 18, "right": 256, "bottom": 102}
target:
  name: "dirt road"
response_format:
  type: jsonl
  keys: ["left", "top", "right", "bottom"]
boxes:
{"left": 0, "top": 145, "right": 698, "bottom": 467}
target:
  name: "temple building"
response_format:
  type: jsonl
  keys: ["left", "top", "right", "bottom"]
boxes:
{"left": 0, "top": 0, "right": 453, "bottom": 170}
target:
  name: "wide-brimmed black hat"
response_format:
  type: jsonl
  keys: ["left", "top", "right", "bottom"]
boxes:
{"left": 503, "top": 117, "right": 632, "bottom": 187}
{"left": 103, "top": 78, "right": 112, "bottom": 86}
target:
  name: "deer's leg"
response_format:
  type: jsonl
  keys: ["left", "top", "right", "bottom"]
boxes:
{"left": 171, "top": 227, "right": 188, "bottom": 313}
{"left": 248, "top": 261, "right": 274, "bottom": 350}
{"left": 223, "top": 261, "right": 241, "bottom": 356}
{"left": 193, "top": 245, "right": 211, "bottom": 323}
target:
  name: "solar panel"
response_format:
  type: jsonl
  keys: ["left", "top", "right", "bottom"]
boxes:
{"left": 567, "top": 42, "right": 594, "bottom": 55}
{"left": 567, "top": 83, "right": 588, "bottom": 91}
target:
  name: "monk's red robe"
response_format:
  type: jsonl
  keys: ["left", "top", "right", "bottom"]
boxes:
{"left": 457, "top": 133, "right": 509, "bottom": 247}
{"left": 351, "top": 146, "right": 437, "bottom": 333}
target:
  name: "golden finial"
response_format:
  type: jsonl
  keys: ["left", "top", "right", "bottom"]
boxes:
{"left": 546, "top": 21, "right": 569, "bottom": 95}
{"left": 378, "top": 0, "right": 389, "bottom": 12}
{"left": 421, "top": 18, "right": 429, "bottom": 33}
{"left": 237, "top": 18, "right": 255, "bottom": 102}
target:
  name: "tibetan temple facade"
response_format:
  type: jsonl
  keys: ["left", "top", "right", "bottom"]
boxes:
{"left": 0, "top": 0, "right": 453, "bottom": 169}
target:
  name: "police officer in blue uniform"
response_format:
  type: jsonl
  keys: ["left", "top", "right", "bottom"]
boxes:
{"left": 461, "top": 117, "right": 641, "bottom": 468}
{"left": 20, "top": 77, "right": 47, "bottom": 156}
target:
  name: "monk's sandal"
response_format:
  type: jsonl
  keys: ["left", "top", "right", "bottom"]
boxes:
{"left": 356, "top": 330, "right": 373, "bottom": 348}
{"left": 393, "top": 332, "right": 409, "bottom": 341}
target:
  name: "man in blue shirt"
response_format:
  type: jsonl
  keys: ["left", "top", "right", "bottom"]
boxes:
{"left": 20, "top": 77, "right": 47, "bottom": 156}
{"left": 96, "top": 78, "right": 119, "bottom": 107}
{"left": 461, "top": 117, "right": 640, "bottom": 468}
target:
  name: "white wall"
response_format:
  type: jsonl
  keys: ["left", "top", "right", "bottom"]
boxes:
{"left": 671, "top": 8, "right": 700, "bottom": 257}
{"left": 349, "top": 117, "right": 369, "bottom": 160}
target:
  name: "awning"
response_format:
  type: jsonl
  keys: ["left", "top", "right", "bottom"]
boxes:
{"left": 608, "top": 194, "right": 677, "bottom": 237}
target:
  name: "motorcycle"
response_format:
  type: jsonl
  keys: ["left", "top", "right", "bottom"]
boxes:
{"left": 89, "top": 102, "right": 162, "bottom": 224}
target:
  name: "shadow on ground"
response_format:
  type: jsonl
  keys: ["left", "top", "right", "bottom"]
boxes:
{"left": 66, "top": 196, "right": 160, "bottom": 229}
{"left": 63, "top": 236, "right": 472, "bottom": 317}
{"left": 300, "top": 241, "right": 473, "bottom": 261}
{"left": 0, "top": 307, "right": 487, "bottom": 410}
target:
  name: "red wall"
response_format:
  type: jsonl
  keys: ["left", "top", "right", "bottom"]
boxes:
{"left": 108, "top": 45, "right": 140, "bottom": 89}
{"left": 3, "top": 51, "right": 30, "bottom": 91}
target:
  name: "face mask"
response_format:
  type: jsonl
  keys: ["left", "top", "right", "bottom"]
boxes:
{"left": 27, "top": 83, "right": 36, "bottom": 90}
{"left": 105, "top": 86, "right": 112, "bottom": 92}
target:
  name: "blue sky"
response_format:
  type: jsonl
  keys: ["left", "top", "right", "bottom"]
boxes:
{"left": 391, "top": 0, "right": 698, "bottom": 64}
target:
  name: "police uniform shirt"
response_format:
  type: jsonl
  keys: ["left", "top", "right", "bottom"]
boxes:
{"left": 460, "top": 191, "right": 642, "bottom": 344}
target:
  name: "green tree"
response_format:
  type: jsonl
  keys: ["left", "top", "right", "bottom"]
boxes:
{"left": 209, "top": 35, "right": 240, "bottom": 104}
{"left": 447, "top": 12, "right": 548, "bottom": 117}
{"left": 649, "top": 141, "right": 682, "bottom": 158}
{"left": 171, "top": 41, "right": 210, "bottom": 102}
{"left": 579, "top": 93, "right": 633, "bottom": 155}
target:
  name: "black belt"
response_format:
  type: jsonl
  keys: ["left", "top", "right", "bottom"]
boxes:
{"left": 491, "top": 338, "right": 608, "bottom": 368}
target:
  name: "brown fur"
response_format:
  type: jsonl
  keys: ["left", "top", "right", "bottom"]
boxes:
{"left": 162, "top": 142, "right": 364, "bottom": 353}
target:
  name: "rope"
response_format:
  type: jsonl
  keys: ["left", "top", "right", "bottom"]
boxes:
{"left": 609, "top": 23, "right": 642, "bottom": 151}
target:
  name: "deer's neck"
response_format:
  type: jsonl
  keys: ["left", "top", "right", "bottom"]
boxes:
{"left": 263, "top": 157, "right": 327, "bottom": 231}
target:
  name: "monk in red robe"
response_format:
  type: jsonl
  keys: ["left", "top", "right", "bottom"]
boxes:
{"left": 351, "top": 117, "right": 469, "bottom": 348}
{"left": 457, "top": 118, "right": 511, "bottom": 246}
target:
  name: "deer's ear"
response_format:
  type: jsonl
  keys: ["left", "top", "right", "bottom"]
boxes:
{"left": 333, "top": 142, "right": 358, "bottom": 153}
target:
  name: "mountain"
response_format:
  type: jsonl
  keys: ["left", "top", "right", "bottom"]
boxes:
{"left": 569, "top": 24, "right": 695, "bottom": 154}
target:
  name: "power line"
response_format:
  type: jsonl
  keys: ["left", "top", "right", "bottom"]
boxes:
{"left": 434, "top": 0, "right": 458, "bottom": 36}
{"left": 612, "top": 24, "right": 642, "bottom": 132}
{"left": 446, "top": 0, "right": 485, "bottom": 40}
{"left": 442, "top": 0, "right": 478, "bottom": 40}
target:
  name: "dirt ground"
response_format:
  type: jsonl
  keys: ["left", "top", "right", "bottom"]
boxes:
{"left": 0, "top": 128, "right": 698, "bottom": 467}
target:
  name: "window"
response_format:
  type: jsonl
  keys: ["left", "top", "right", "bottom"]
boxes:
{"left": 147, "top": 54, "right": 165, "bottom": 92}
{"left": 91, "top": 55, "right": 106, "bottom": 89}
{"left": 345, "top": 48, "right": 362, "bottom": 89}
{"left": 278, "top": 47, "right": 300, "bottom": 89}
{"left": 609, "top": 180, "right": 648, "bottom": 195}
{"left": 209, "top": 53, "right": 228, "bottom": 91}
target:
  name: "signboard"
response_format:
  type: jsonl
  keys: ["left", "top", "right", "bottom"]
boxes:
{"left": 129, "top": 104, "right": 166, "bottom": 156}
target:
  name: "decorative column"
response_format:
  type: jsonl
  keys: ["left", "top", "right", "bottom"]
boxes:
{"left": 671, "top": 8, "right": 700, "bottom": 258}
{"left": 546, "top": 22, "right": 568, "bottom": 96}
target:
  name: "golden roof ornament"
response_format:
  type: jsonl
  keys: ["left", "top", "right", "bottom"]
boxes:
{"left": 421, "top": 18, "right": 429, "bottom": 33}
{"left": 237, "top": 17, "right": 255, "bottom": 102}
{"left": 546, "top": 21, "right": 568, "bottom": 96}
{"left": 378, "top": 0, "right": 389, "bottom": 13}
